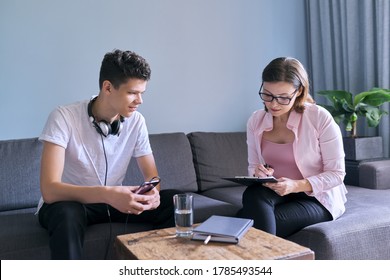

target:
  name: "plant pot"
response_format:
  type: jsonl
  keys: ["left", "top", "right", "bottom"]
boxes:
{"left": 343, "top": 136, "right": 383, "bottom": 161}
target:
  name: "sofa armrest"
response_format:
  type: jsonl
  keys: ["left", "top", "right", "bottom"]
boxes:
{"left": 359, "top": 160, "right": 390, "bottom": 189}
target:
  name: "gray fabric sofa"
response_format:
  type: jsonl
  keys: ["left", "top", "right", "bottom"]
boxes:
{"left": 1, "top": 132, "right": 390, "bottom": 260}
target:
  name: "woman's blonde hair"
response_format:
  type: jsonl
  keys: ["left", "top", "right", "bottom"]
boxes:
{"left": 262, "top": 57, "right": 314, "bottom": 113}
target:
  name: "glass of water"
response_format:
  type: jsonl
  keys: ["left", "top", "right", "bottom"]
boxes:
{"left": 173, "top": 193, "right": 194, "bottom": 237}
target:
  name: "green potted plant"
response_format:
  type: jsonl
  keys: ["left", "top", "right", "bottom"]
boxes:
{"left": 318, "top": 87, "right": 390, "bottom": 160}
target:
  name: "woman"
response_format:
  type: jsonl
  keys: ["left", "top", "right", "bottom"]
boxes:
{"left": 238, "top": 57, "right": 347, "bottom": 237}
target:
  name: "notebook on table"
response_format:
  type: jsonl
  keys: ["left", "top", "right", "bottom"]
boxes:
{"left": 191, "top": 215, "right": 254, "bottom": 244}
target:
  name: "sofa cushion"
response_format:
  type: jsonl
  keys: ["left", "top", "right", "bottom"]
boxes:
{"left": 287, "top": 185, "right": 390, "bottom": 259}
{"left": 359, "top": 160, "right": 390, "bottom": 190}
{"left": 200, "top": 186, "right": 246, "bottom": 208}
{"left": 0, "top": 212, "right": 50, "bottom": 259}
{"left": 187, "top": 132, "right": 248, "bottom": 191}
{"left": 0, "top": 138, "right": 42, "bottom": 212}
{"left": 124, "top": 133, "right": 198, "bottom": 193}
{"left": 0, "top": 211, "right": 153, "bottom": 260}
{"left": 191, "top": 193, "right": 240, "bottom": 223}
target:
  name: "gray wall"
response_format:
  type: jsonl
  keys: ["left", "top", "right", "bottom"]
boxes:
{"left": 0, "top": 0, "right": 308, "bottom": 140}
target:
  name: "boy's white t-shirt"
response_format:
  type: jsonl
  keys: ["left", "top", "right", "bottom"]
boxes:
{"left": 36, "top": 99, "right": 152, "bottom": 212}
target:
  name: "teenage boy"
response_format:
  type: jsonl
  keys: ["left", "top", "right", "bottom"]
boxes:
{"left": 37, "top": 49, "right": 178, "bottom": 259}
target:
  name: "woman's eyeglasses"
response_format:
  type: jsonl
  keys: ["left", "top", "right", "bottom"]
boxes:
{"left": 259, "top": 88, "right": 298, "bottom": 105}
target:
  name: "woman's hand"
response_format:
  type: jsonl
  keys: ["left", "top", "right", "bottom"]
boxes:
{"left": 254, "top": 164, "right": 274, "bottom": 177}
{"left": 263, "top": 178, "right": 312, "bottom": 196}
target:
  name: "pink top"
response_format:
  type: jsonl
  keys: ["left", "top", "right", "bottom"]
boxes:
{"left": 247, "top": 103, "right": 347, "bottom": 219}
{"left": 261, "top": 139, "right": 303, "bottom": 180}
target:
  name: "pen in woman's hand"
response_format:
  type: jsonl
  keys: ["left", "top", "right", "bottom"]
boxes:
{"left": 256, "top": 163, "right": 273, "bottom": 177}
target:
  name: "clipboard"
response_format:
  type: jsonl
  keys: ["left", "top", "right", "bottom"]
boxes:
{"left": 223, "top": 176, "right": 277, "bottom": 186}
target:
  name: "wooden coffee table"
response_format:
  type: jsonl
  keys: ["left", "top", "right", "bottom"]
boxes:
{"left": 115, "top": 227, "right": 314, "bottom": 260}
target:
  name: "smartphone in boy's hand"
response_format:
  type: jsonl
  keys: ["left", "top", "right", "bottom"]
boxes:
{"left": 133, "top": 176, "right": 160, "bottom": 194}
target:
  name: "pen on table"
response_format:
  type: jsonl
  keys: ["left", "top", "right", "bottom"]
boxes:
{"left": 204, "top": 235, "right": 211, "bottom": 245}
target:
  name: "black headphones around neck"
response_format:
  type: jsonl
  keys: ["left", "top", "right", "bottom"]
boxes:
{"left": 87, "top": 96, "right": 124, "bottom": 137}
